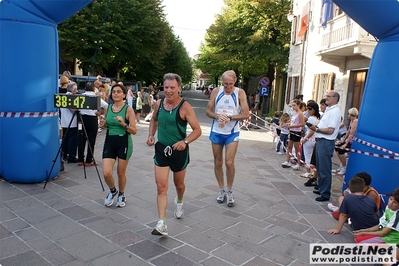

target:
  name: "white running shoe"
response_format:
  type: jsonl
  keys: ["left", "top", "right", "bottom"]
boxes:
{"left": 337, "top": 167, "right": 346, "bottom": 175}
{"left": 332, "top": 164, "right": 342, "bottom": 173}
{"left": 291, "top": 164, "right": 300, "bottom": 170}
{"left": 281, "top": 161, "right": 292, "bottom": 168}
{"left": 327, "top": 203, "right": 339, "bottom": 212}
{"left": 217, "top": 189, "right": 226, "bottom": 203}
{"left": 276, "top": 151, "right": 283, "bottom": 155}
{"left": 104, "top": 190, "right": 118, "bottom": 207}
{"left": 300, "top": 172, "right": 312, "bottom": 178}
{"left": 116, "top": 194, "right": 126, "bottom": 207}
{"left": 174, "top": 197, "right": 184, "bottom": 219}
{"left": 226, "top": 190, "right": 235, "bottom": 207}
{"left": 151, "top": 220, "right": 168, "bottom": 236}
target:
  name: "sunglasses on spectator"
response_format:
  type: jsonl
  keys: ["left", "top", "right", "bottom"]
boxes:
{"left": 307, "top": 107, "right": 313, "bottom": 110}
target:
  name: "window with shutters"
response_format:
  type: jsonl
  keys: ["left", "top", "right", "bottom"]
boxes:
{"left": 286, "top": 76, "right": 300, "bottom": 104}
{"left": 291, "top": 16, "right": 302, "bottom": 45}
{"left": 313, "top": 74, "right": 320, "bottom": 101}
{"left": 313, "top": 72, "right": 335, "bottom": 103}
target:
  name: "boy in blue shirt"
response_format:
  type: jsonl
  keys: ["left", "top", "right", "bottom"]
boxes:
{"left": 328, "top": 176, "right": 379, "bottom": 234}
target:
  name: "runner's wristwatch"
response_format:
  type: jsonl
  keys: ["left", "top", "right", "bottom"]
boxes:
{"left": 183, "top": 139, "right": 188, "bottom": 145}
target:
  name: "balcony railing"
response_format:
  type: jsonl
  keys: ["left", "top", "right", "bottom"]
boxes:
{"left": 320, "top": 14, "right": 375, "bottom": 51}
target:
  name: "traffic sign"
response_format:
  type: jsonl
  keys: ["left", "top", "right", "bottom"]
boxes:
{"left": 259, "top": 76, "right": 270, "bottom": 86}
{"left": 259, "top": 86, "right": 269, "bottom": 96}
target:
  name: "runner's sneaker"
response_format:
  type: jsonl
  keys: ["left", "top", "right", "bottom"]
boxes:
{"left": 332, "top": 164, "right": 342, "bottom": 173}
{"left": 151, "top": 220, "right": 168, "bottom": 236}
{"left": 276, "top": 151, "right": 283, "bottom": 155}
{"left": 174, "top": 197, "right": 184, "bottom": 219}
{"left": 116, "top": 194, "right": 126, "bottom": 207}
{"left": 226, "top": 190, "right": 235, "bottom": 207}
{"left": 281, "top": 161, "right": 292, "bottom": 168}
{"left": 217, "top": 189, "right": 226, "bottom": 203}
{"left": 337, "top": 166, "right": 346, "bottom": 175}
{"left": 104, "top": 189, "right": 118, "bottom": 207}
{"left": 291, "top": 164, "right": 300, "bottom": 170}
{"left": 327, "top": 203, "right": 339, "bottom": 212}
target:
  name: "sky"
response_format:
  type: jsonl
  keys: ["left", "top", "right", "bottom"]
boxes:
{"left": 162, "top": 0, "right": 225, "bottom": 57}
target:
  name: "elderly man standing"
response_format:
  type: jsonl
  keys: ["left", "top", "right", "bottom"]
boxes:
{"left": 206, "top": 70, "right": 250, "bottom": 207}
{"left": 309, "top": 91, "right": 342, "bottom": 201}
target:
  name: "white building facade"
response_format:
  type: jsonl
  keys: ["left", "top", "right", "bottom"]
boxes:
{"left": 285, "top": 0, "right": 376, "bottom": 123}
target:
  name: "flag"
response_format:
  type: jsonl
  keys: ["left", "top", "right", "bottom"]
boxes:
{"left": 321, "top": 0, "right": 334, "bottom": 29}
{"left": 298, "top": 2, "right": 309, "bottom": 37}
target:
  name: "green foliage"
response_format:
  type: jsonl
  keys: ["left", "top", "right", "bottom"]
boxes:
{"left": 160, "top": 33, "right": 193, "bottom": 84}
{"left": 195, "top": 0, "right": 291, "bottom": 87}
{"left": 58, "top": 0, "right": 193, "bottom": 84}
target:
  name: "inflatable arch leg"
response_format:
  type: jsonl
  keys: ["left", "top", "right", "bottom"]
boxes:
{"left": 0, "top": 0, "right": 92, "bottom": 183}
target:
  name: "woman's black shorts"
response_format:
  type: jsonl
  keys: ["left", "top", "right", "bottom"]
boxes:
{"left": 289, "top": 131, "right": 302, "bottom": 142}
{"left": 335, "top": 142, "right": 351, "bottom": 155}
{"left": 102, "top": 134, "right": 133, "bottom": 160}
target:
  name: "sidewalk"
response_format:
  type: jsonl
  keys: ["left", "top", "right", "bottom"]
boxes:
{"left": 0, "top": 91, "right": 353, "bottom": 266}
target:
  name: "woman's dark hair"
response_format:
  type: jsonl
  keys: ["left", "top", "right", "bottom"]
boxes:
{"left": 295, "top": 94, "right": 303, "bottom": 101}
{"left": 110, "top": 83, "right": 127, "bottom": 101}
{"left": 355, "top": 172, "right": 372, "bottom": 186}
{"left": 85, "top": 82, "right": 95, "bottom": 92}
{"left": 307, "top": 101, "right": 320, "bottom": 119}
{"left": 320, "top": 98, "right": 327, "bottom": 105}
{"left": 291, "top": 99, "right": 301, "bottom": 106}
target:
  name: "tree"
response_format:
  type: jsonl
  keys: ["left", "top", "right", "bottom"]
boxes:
{"left": 58, "top": 0, "right": 192, "bottom": 84}
{"left": 160, "top": 32, "right": 193, "bottom": 84}
{"left": 195, "top": 0, "right": 291, "bottom": 90}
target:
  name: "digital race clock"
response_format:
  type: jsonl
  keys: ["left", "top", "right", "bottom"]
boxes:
{"left": 54, "top": 94, "right": 100, "bottom": 109}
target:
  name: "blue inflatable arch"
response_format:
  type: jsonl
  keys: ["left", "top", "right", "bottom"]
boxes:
{"left": 333, "top": 0, "right": 399, "bottom": 198}
{"left": 0, "top": 0, "right": 92, "bottom": 183}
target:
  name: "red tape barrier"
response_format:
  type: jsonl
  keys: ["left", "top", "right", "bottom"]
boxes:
{"left": 0, "top": 112, "right": 58, "bottom": 118}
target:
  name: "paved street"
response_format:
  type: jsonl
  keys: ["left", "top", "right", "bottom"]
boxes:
{"left": 0, "top": 89, "right": 353, "bottom": 266}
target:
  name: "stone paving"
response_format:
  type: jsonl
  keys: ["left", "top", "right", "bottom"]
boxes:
{"left": 0, "top": 90, "right": 354, "bottom": 266}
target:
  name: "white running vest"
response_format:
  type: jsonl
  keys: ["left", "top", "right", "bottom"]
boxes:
{"left": 211, "top": 87, "right": 241, "bottom": 135}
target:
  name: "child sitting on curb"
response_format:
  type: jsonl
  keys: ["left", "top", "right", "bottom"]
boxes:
{"left": 328, "top": 172, "right": 380, "bottom": 220}
{"left": 353, "top": 188, "right": 399, "bottom": 265}
{"left": 328, "top": 176, "right": 380, "bottom": 235}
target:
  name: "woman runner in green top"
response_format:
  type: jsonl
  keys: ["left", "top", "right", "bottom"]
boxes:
{"left": 101, "top": 84, "right": 137, "bottom": 208}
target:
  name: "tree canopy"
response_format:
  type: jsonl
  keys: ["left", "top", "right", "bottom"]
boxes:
{"left": 195, "top": 0, "right": 291, "bottom": 89}
{"left": 58, "top": 0, "right": 193, "bottom": 84}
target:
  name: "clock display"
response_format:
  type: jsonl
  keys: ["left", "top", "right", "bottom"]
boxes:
{"left": 54, "top": 94, "right": 100, "bottom": 109}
